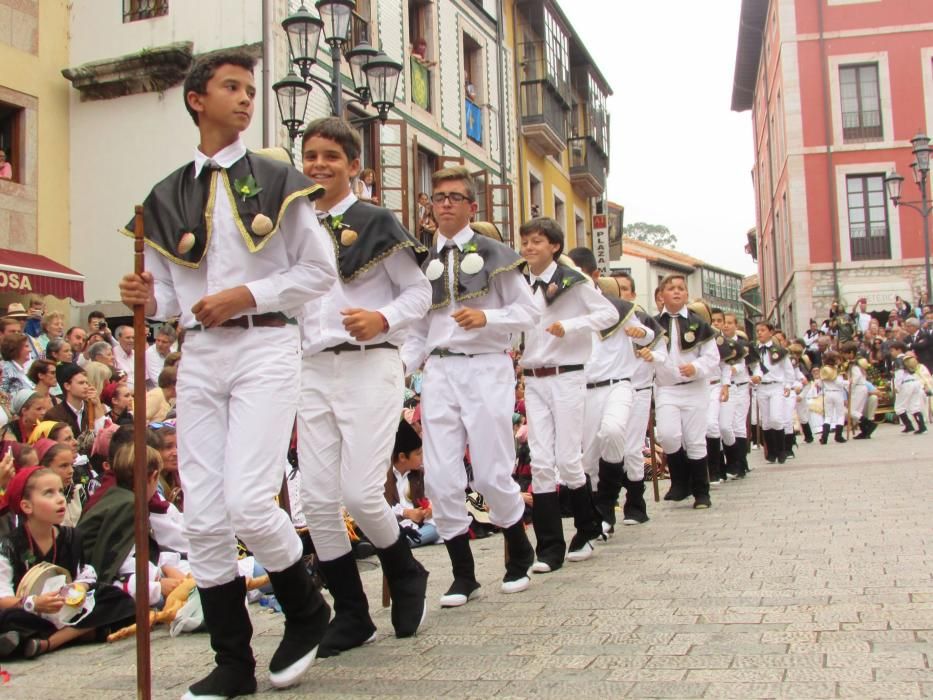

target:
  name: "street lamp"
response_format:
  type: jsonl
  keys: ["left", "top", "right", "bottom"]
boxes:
{"left": 273, "top": 1, "right": 401, "bottom": 147}
{"left": 885, "top": 131, "right": 933, "bottom": 305}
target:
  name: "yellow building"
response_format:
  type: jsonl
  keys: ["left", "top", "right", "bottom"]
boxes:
{"left": 0, "top": 0, "right": 77, "bottom": 311}
{"left": 508, "top": 0, "right": 611, "bottom": 250}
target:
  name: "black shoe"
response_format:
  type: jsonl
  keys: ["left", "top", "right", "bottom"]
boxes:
{"left": 899, "top": 413, "right": 915, "bottom": 433}
{"left": 622, "top": 478, "right": 649, "bottom": 525}
{"left": 914, "top": 413, "right": 928, "bottom": 434}
{"left": 569, "top": 478, "right": 604, "bottom": 543}
{"left": 376, "top": 534, "right": 428, "bottom": 638}
{"left": 764, "top": 429, "right": 778, "bottom": 462}
{"left": 705, "top": 437, "right": 723, "bottom": 482}
{"left": 266, "top": 559, "right": 331, "bottom": 689}
{"left": 531, "top": 490, "right": 565, "bottom": 572}
{"left": 663, "top": 449, "right": 691, "bottom": 501}
{"left": 184, "top": 578, "right": 258, "bottom": 699}
{"left": 687, "top": 455, "right": 711, "bottom": 507}
{"left": 802, "top": 423, "right": 814, "bottom": 443}
{"left": 853, "top": 417, "right": 869, "bottom": 439}
{"left": 834, "top": 425, "right": 847, "bottom": 443}
{"left": 860, "top": 417, "right": 877, "bottom": 439}
{"left": 693, "top": 493, "right": 711, "bottom": 509}
{"left": 316, "top": 552, "right": 377, "bottom": 658}
{"left": 820, "top": 424, "right": 830, "bottom": 444}
{"left": 440, "top": 533, "right": 480, "bottom": 606}
{"left": 501, "top": 518, "right": 534, "bottom": 593}
{"left": 594, "top": 458, "right": 625, "bottom": 528}
{"left": 783, "top": 433, "right": 795, "bottom": 459}
{"left": 736, "top": 437, "right": 750, "bottom": 475}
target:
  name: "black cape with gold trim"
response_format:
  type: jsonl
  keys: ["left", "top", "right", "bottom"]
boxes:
{"left": 716, "top": 333, "right": 744, "bottom": 363}
{"left": 635, "top": 307, "right": 666, "bottom": 350}
{"left": 122, "top": 151, "right": 324, "bottom": 268}
{"left": 425, "top": 234, "right": 523, "bottom": 310}
{"left": 655, "top": 310, "right": 716, "bottom": 352}
{"left": 522, "top": 262, "right": 588, "bottom": 307}
{"left": 758, "top": 342, "right": 788, "bottom": 367}
{"left": 322, "top": 200, "right": 428, "bottom": 282}
{"left": 599, "top": 296, "right": 636, "bottom": 340}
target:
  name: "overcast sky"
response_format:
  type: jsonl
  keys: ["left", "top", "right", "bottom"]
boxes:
{"left": 560, "top": 0, "right": 758, "bottom": 275}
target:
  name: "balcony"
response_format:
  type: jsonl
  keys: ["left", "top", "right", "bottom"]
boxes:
{"left": 568, "top": 136, "right": 607, "bottom": 198}
{"left": 521, "top": 81, "right": 568, "bottom": 157}
{"left": 410, "top": 56, "right": 431, "bottom": 111}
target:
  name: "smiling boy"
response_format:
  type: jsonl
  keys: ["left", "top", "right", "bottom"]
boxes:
{"left": 119, "top": 52, "right": 337, "bottom": 698}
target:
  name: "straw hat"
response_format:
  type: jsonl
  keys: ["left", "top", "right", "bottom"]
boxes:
{"left": 5, "top": 302, "right": 28, "bottom": 319}
{"left": 253, "top": 146, "right": 293, "bottom": 165}
{"left": 597, "top": 276, "right": 621, "bottom": 299}
{"left": 469, "top": 221, "right": 503, "bottom": 242}
{"left": 687, "top": 299, "right": 712, "bottom": 324}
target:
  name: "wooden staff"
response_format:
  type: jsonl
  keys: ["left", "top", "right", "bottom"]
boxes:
{"left": 647, "top": 398, "right": 660, "bottom": 502}
{"left": 131, "top": 205, "right": 152, "bottom": 700}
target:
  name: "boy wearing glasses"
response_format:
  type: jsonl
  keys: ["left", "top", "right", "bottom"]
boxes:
{"left": 401, "top": 166, "right": 539, "bottom": 608}
{"left": 297, "top": 117, "right": 432, "bottom": 656}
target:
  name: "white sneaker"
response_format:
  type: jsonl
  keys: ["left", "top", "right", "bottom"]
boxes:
{"left": 500, "top": 576, "right": 530, "bottom": 594}
{"left": 269, "top": 647, "right": 318, "bottom": 689}
{"left": 531, "top": 560, "right": 552, "bottom": 574}
{"left": 566, "top": 542, "right": 594, "bottom": 562}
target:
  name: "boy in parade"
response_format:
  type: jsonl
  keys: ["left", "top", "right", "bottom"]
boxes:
{"left": 751, "top": 322, "right": 795, "bottom": 463}
{"left": 890, "top": 341, "right": 928, "bottom": 434}
{"left": 653, "top": 275, "right": 720, "bottom": 509}
{"left": 118, "top": 52, "right": 336, "bottom": 698}
{"left": 518, "top": 221, "right": 618, "bottom": 571}
{"left": 704, "top": 307, "right": 738, "bottom": 484}
{"left": 401, "top": 166, "right": 538, "bottom": 608}
{"left": 718, "top": 312, "right": 753, "bottom": 479}
{"left": 840, "top": 340, "right": 876, "bottom": 440}
{"left": 818, "top": 352, "right": 847, "bottom": 444}
{"left": 296, "top": 117, "right": 432, "bottom": 656}
{"left": 566, "top": 249, "right": 655, "bottom": 535}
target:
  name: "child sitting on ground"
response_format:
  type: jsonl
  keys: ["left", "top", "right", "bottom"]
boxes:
{"left": 384, "top": 419, "right": 439, "bottom": 548}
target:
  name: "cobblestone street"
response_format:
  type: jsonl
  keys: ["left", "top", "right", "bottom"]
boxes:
{"left": 3, "top": 423, "right": 931, "bottom": 699}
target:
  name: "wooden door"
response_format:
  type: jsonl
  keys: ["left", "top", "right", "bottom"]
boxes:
{"left": 376, "top": 120, "right": 409, "bottom": 228}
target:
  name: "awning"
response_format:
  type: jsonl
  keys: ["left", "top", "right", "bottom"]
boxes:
{"left": 0, "top": 249, "right": 85, "bottom": 302}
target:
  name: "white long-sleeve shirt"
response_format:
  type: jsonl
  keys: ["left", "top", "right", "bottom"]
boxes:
{"left": 400, "top": 225, "right": 540, "bottom": 372}
{"left": 521, "top": 263, "right": 618, "bottom": 369}
{"left": 147, "top": 139, "right": 337, "bottom": 327}
{"left": 753, "top": 340, "right": 795, "bottom": 390}
{"left": 300, "top": 193, "right": 431, "bottom": 354}
{"left": 654, "top": 307, "right": 720, "bottom": 387}
{"left": 585, "top": 313, "right": 654, "bottom": 383}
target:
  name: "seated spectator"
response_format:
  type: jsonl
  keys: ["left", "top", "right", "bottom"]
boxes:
{"left": 44, "top": 338, "right": 73, "bottom": 366}
{"left": 23, "top": 299, "right": 44, "bottom": 339}
{"left": 83, "top": 361, "right": 114, "bottom": 400}
{"left": 384, "top": 419, "right": 438, "bottom": 548}
{"left": 146, "top": 366, "right": 176, "bottom": 423}
{"left": 45, "top": 366, "right": 102, "bottom": 439}
{"left": 26, "top": 359, "right": 62, "bottom": 405}
{"left": 37, "top": 440, "right": 84, "bottom": 527}
{"left": 36, "top": 312, "right": 65, "bottom": 356}
{"left": 0, "top": 448, "right": 12, "bottom": 492}
{"left": 111, "top": 326, "right": 136, "bottom": 390}
{"left": 145, "top": 324, "right": 176, "bottom": 390}
{"left": 152, "top": 422, "right": 182, "bottom": 512}
{"left": 1, "top": 333, "right": 36, "bottom": 396}
{"left": 86, "top": 341, "right": 114, "bottom": 368}
{"left": 65, "top": 327, "right": 88, "bottom": 366}
{"left": 7, "top": 391, "right": 50, "bottom": 444}
{"left": 0, "top": 466, "right": 135, "bottom": 659}
{"left": 101, "top": 382, "right": 134, "bottom": 427}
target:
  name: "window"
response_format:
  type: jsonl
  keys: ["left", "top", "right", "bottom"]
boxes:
{"left": 543, "top": 6, "right": 569, "bottom": 96}
{"left": 0, "top": 102, "right": 24, "bottom": 184}
{"left": 123, "top": 0, "right": 167, "bottom": 22}
{"left": 575, "top": 214, "right": 585, "bottom": 246}
{"left": 846, "top": 174, "right": 890, "bottom": 260}
{"left": 351, "top": 0, "right": 372, "bottom": 46}
{"left": 840, "top": 64, "right": 882, "bottom": 142}
{"left": 463, "top": 33, "right": 483, "bottom": 144}
{"left": 529, "top": 173, "right": 542, "bottom": 217}
{"left": 408, "top": 0, "right": 434, "bottom": 64}
{"left": 553, "top": 193, "right": 565, "bottom": 231}
{"left": 588, "top": 73, "right": 609, "bottom": 153}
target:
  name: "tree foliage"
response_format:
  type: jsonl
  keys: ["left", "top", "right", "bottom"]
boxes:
{"left": 624, "top": 222, "right": 678, "bottom": 249}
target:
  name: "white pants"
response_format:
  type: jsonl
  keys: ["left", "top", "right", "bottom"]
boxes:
{"left": 895, "top": 380, "right": 925, "bottom": 415}
{"left": 823, "top": 390, "right": 845, "bottom": 427}
{"left": 420, "top": 354, "right": 524, "bottom": 541}
{"left": 624, "top": 387, "right": 653, "bottom": 481}
{"left": 720, "top": 383, "right": 750, "bottom": 446}
{"left": 782, "top": 392, "right": 796, "bottom": 434}
{"left": 706, "top": 382, "right": 725, "bottom": 439}
{"left": 582, "top": 380, "right": 634, "bottom": 482}
{"left": 526, "top": 371, "right": 587, "bottom": 492}
{"left": 849, "top": 384, "right": 868, "bottom": 421}
{"left": 177, "top": 327, "right": 303, "bottom": 588}
{"left": 297, "top": 349, "right": 404, "bottom": 561}
{"left": 757, "top": 382, "right": 785, "bottom": 430}
{"left": 655, "top": 381, "right": 707, "bottom": 460}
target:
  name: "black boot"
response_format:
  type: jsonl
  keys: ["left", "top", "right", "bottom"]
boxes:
{"left": 501, "top": 518, "right": 534, "bottom": 593}
{"left": 763, "top": 429, "right": 777, "bottom": 463}
{"left": 738, "top": 436, "right": 750, "bottom": 474}
{"left": 820, "top": 423, "right": 830, "bottom": 444}
{"left": 375, "top": 534, "right": 428, "bottom": 637}
{"left": 621, "top": 478, "right": 649, "bottom": 524}
{"left": 706, "top": 437, "right": 723, "bottom": 483}
{"left": 914, "top": 412, "right": 927, "bottom": 434}
{"left": 440, "top": 533, "right": 480, "bottom": 607}
{"left": 266, "top": 559, "right": 331, "bottom": 689}
{"left": 802, "top": 423, "right": 814, "bottom": 443}
{"left": 531, "top": 490, "right": 565, "bottom": 573}
{"left": 834, "top": 425, "right": 847, "bottom": 443}
{"left": 899, "top": 413, "right": 915, "bottom": 433}
{"left": 784, "top": 432, "right": 795, "bottom": 459}
{"left": 567, "top": 478, "right": 604, "bottom": 562}
{"left": 593, "top": 458, "right": 625, "bottom": 533}
{"left": 185, "top": 577, "right": 257, "bottom": 699}
{"left": 854, "top": 416, "right": 876, "bottom": 439}
{"left": 688, "top": 456, "right": 711, "bottom": 509}
{"left": 722, "top": 441, "right": 740, "bottom": 479}
{"left": 663, "top": 449, "right": 691, "bottom": 501}
{"left": 774, "top": 430, "right": 787, "bottom": 463}
{"left": 316, "top": 553, "right": 376, "bottom": 658}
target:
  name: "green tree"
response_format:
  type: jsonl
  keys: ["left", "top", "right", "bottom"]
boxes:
{"left": 624, "top": 222, "right": 678, "bottom": 249}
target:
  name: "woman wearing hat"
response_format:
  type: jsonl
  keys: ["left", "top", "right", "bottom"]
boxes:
{"left": 1, "top": 333, "right": 35, "bottom": 397}
{"left": 7, "top": 391, "right": 50, "bottom": 444}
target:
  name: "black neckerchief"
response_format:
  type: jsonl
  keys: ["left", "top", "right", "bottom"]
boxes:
{"left": 599, "top": 296, "right": 636, "bottom": 340}
{"left": 759, "top": 341, "right": 788, "bottom": 368}
{"left": 320, "top": 200, "right": 427, "bottom": 282}
{"left": 655, "top": 309, "right": 715, "bottom": 352}
{"left": 122, "top": 151, "right": 324, "bottom": 268}
{"left": 522, "top": 262, "right": 588, "bottom": 307}
{"left": 716, "top": 333, "right": 744, "bottom": 363}
{"left": 424, "top": 234, "right": 523, "bottom": 309}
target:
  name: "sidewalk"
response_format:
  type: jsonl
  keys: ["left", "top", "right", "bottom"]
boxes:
{"left": 3, "top": 424, "right": 931, "bottom": 699}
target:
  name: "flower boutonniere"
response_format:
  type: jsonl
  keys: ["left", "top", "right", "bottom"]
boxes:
{"left": 462, "top": 241, "right": 478, "bottom": 254}
{"left": 561, "top": 277, "right": 573, "bottom": 289}
{"left": 233, "top": 174, "right": 263, "bottom": 202}
{"left": 327, "top": 214, "right": 359, "bottom": 246}
{"left": 683, "top": 322, "right": 699, "bottom": 344}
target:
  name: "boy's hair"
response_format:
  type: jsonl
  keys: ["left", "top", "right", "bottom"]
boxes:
{"left": 723, "top": 312, "right": 738, "bottom": 322}
{"left": 108, "top": 425, "right": 162, "bottom": 465}
{"left": 756, "top": 321, "right": 774, "bottom": 332}
{"left": 40, "top": 443, "right": 72, "bottom": 467}
{"left": 614, "top": 272, "right": 635, "bottom": 293}
{"left": 431, "top": 166, "right": 476, "bottom": 200}
{"left": 710, "top": 307, "right": 724, "bottom": 317}
{"left": 567, "top": 247, "right": 597, "bottom": 275}
{"left": 87, "top": 310, "right": 105, "bottom": 323}
{"left": 301, "top": 116, "right": 362, "bottom": 161}
{"left": 112, "top": 444, "right": 162, "bottom": 490}
{"left": 158, "top": 366, "right": 178, "bottom": 389}
{"left": 183, "top": 50, "right": 257, "bottom": 125}
{"left": 889, "top": 340, "right": 907, "bottom": 352}
{"left": 839, "top": 340, "right": 859, "bottom": 355}
{"left": 658, "top": 273, "right": 686, "bottom": 291}
{"left": 519, "top": 217, "right": 565, "bottom": 258}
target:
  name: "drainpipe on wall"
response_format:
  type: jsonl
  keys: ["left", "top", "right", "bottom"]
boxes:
{"left": 496, "top": 0, "right": 509, "bottom": 185}
{"left": 262, "top": 0, "right": 272, "bottom": 148}
{"left": 511, "top": 2, "right": 527, "bottom": 229}
{"left": 817, "top": 0, "right": 841, "bottom": 303}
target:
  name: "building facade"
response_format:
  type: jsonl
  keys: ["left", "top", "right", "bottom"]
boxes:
{"left": 732, "top": 0, "right": 933, "bottom": 336}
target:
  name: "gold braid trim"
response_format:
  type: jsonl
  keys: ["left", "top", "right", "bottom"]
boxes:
{"left": 454, "top": 256, "right": 524, "bottom": 304}
{"left": 600, "top": 305, "right": 635, "bottom": 341}
{"left": 321, "top": 219, "right": 427, "bottom": 284}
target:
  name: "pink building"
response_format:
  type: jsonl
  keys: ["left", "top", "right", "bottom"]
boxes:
{"left": 732, "top": 0, "right": 933, "bottom": 334}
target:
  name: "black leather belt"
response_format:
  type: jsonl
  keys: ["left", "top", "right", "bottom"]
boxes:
{"left": 635, "top": 386, "right": 653, "bottom": 392}
{"left": 323, "top": 341, "right": 396, "bottom": 353}
{"left": 586, "top": 377, "right": 631, "bottom": 390}
{"left": 733, "top": 381, "right": 749, "bottom": 387}
{"left": 429, "top": 348, "right": 502, "bottom": 358}
{"left": 709, "top": 379, "right": 721, "bottom": 385}
{"left": 187, "top": 312, "right": 296, "bottom": 332}
{"left": 523, "top": 364, "right": 584, "bottom": 378}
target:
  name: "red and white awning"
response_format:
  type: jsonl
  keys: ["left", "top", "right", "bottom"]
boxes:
{"left": 0, "top": 249, "right": 85, "bottom": 302}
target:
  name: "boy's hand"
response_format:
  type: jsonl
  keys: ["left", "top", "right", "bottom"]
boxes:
{"left": 451, "top": 308, "right": 486, "bottom": 330}
{"left": 720, "top": 385, "right": 729, "bottom": 402}
{"left": 624, "top": 326, "right": 647, "bottom": 339}
{"left": 119, "top": 272, "right": 156, "bottom": 314}
{"left": 191, "top": 286, "right": 255, "bottom": 328}
{"left": 341, "top": 308, "right": 386, "bottom": 341}
{"left": 751, "top": 376, "right": 762, "bottom": 385}
{"left": 678, "top": 363, "right": 696, "bottom": 378}
{"left": 636, "top": 347, "right": 654, "bottom": 362}
{"left": 546, "top": 322, "right": 565, "bottom": 337}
